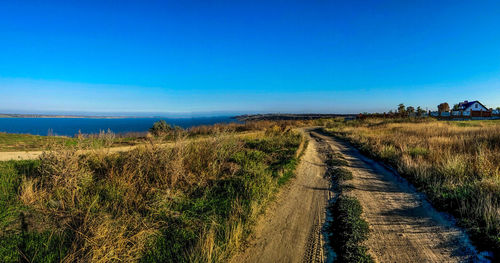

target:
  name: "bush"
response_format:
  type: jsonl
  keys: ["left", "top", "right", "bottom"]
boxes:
{"left": 149, "top": 120, "right": 173, "bottom": 136}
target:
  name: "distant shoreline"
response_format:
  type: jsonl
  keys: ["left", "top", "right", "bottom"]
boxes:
{"left": 0, "top": 116, "right": 238, "bottom": 136}
{"left": 0, "top": 114, "right": 145, "bottom": 119}
{"left": 234, "top": 113, "right": 357, "bottom": 121}
{"left": 0, "top": 113, "right": 357, "bottom": 121}
{"left": 0, "top": 114, "right": 233, "bottom": 119}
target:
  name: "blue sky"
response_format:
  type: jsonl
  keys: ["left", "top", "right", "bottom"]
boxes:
{"left": 1, "top": 0, "right": 499, "bottom": 115}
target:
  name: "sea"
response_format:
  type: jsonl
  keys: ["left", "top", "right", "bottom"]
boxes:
{"left": 0, "top": 116, "right": 238, "bottom": 137}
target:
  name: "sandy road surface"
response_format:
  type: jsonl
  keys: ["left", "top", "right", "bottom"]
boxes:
{"left": 313, "top": 130, "right": 482, "bottom": 263}
{"left": 0, "top": 145, "right": 138, "bottom": 161}
{"left": 231, "top": 129, "right": 332, "bottom": 263}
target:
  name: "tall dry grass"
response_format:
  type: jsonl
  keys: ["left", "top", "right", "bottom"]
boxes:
{"left": 1, "top": 124, "right": 304, "bottom": 262}
{"left": 324, "top": 118, "right": 500, "bottom": 256}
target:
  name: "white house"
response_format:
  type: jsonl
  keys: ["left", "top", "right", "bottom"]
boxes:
{"left": 457, "top": 100, "right": 488, "bottom": 113}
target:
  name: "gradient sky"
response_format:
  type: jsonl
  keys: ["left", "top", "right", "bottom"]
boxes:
{"left": 1, "top": 0, "right": 500, "bottom": 115}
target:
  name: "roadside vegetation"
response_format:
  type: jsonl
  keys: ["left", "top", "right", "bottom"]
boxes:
{"left": 325, "top": 149, "right": 373, "bottom": 262}
{"left": 322, "top": 118, "right": 500, "bottom": 257}
{"left": 0, "top": 122, "right": 305, "bottom": 262}
{"left": 329, "top": 196, "right": 372, "bottom": 263}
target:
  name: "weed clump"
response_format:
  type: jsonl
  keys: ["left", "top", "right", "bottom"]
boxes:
{"left": 328, "top": 167, "right": 353, "bottom": 182}
{"left": 326, "top": 158, "right": 349, "bottom": 167}
{"left": 328, "top": 196, "right": 373, "bottom": 263}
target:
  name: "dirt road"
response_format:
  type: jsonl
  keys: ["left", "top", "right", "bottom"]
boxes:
{"left": 4, "top": 129, "right": 482, "bottom": 262}
{"left": 231, "top": 130, "right": 332, "bottom": 263}
{"left": 0, "top": 145, "right": 137, "bottom": 161}
{"left": 232, "top": 129, "right": 481, "bottom": 262}
{"left": 313, "top": 130, "right": 481, "bottom": 262}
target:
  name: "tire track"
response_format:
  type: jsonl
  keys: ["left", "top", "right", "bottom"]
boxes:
{"left": 312, "top": 130, "right": 483, "bottom": 263}
{"left": 231, "top": 129, "right": 330, "bottom": 263}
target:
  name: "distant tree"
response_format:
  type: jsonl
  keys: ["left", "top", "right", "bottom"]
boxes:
{"left": 452, "top": 104, "right": 460, "bottom": 111}
{"left": 149, "top": 120, "right": 172, "bottom": 136}
{"left": 437, "top": 102, "right": 450, "bottom": 112}
{"left": 406, "top": 106, "right": 415, "bottom": 115}
{"left": 416, "top": 106, "right": 425, "bottom": 116}
{"left": 397, "top": 103, "right": 406, "bottom": 116}
{"left": 496, "top": 107, "right": 500, "bottom": 111}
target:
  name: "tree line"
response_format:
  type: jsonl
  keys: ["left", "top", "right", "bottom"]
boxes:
{"left": 360, "top": 102, "right": 500, "bottom": 118}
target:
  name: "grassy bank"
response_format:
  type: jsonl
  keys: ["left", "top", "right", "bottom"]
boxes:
{"left": 0, "top": 126, "right": 304, "bottom": 262}
{"left": 0, "top": 131, "right": 144, "bottom": 152}
{"left": 0, "top": 133, "right": 78, "bottom": 151}
{"left": 322, "top": 118, "right": 500, "bottom": 257}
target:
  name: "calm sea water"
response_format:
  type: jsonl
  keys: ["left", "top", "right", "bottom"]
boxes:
{"left": 0, "top": 117, "right": 238, "bottom": 136}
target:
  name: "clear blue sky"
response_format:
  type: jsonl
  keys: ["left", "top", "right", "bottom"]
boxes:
{"left": 1, "top": 0, "right": 499, "bottom": 115}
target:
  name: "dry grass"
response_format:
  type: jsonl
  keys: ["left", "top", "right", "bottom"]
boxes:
{"left": 324, "top": 118, "right": 500, "bottom": 256}
{"left": 0, "top": 123, "right": 304, "bottom": 262}
{"left": 187, "top": 119, "right": 317, "bottom": 136}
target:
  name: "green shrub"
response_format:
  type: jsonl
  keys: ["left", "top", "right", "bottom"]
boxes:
{"left": 149, "top": 120, "right": 174, "bottom": 136}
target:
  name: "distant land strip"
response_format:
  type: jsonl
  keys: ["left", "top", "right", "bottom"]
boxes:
{"left": 234, "top": 113, "right": 357, "bottom": 121}
{"left": 0, "top": 113, "right": 144, "bottom": 119}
